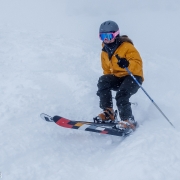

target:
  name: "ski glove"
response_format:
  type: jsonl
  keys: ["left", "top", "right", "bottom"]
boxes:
{"left": 115, "top": 54, "right": 129, "bottom": 68}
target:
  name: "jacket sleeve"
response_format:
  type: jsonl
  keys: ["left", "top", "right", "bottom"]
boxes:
{"left": 101, "top": 52, "right": 111, "bottom": 75}
{"left": 125, "top": 44, "right": 143, "bottom": 75}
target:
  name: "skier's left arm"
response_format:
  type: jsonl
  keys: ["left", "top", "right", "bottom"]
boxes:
{"left": 126, "top": 44, "right": 143, "bottom": 74}
{"left": 117, "top": 43, "right": 143, "bottom": 78}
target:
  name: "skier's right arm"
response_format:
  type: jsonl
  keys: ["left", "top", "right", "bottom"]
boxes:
{"left": 101, "top": 53, "right": 111, "bottom": 75}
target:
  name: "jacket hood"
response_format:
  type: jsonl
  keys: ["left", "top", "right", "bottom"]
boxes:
{"left": 119, "top": 35, "right": 133, "bottom": 45}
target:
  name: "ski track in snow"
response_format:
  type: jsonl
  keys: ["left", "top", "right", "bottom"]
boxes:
{"left": 1, "top": 1, "right": 180, "bottom": 180}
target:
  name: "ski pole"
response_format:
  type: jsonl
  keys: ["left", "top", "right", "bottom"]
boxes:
{"left": 115, "top": 55, "right": 175, "bottom": 128}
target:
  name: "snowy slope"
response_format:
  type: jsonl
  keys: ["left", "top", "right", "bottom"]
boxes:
{"left": 1, "top": 1, "right": 180, "bottom": 180}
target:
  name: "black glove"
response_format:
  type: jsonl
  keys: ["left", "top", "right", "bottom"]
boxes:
{"left": 115, "top": 54, "right": 129, "bottom": 68}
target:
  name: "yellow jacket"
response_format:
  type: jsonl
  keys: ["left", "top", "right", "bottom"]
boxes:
{"left": 101, "top": 41, "right": 144, "bottom": 81}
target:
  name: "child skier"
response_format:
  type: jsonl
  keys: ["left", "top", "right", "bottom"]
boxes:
{"left": 94, "top": 20, "right": 144, "bottom": 133}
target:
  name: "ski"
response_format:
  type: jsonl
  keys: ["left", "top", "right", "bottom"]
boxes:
{"left": 40, "top": 113, "right": 136, "bottom": 137}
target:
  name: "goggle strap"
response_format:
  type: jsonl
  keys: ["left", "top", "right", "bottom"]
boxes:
{"left": 113, "top": 30, "right": 120, "bottom": 37}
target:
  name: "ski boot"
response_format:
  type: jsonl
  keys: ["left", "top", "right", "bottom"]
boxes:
{"left": 114, "top": 116, "right": 137, "bottom": 136}
{"left": 93, "top": 108, "right": 118, "bottom": 124}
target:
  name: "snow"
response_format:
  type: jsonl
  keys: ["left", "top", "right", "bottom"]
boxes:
{"left": 1, "top": 1, "right": 180, "bottom": 180}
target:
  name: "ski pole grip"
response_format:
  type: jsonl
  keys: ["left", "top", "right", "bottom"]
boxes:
{"left": 115, "top": 54, "right": 121, "bottom": 61}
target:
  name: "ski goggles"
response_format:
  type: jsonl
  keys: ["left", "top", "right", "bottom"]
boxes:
{"left": 99, "top": 30, "right": 119, "bottom": 41}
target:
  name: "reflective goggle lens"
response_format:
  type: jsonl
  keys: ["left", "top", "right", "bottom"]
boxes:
{"left": 99, "top": 30, "right": 119, "bottom": 41}
{"left": 99, "top": 33, "right": 114, "bottom": 41}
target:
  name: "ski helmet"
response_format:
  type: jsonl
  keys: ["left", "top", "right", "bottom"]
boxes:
{"left": 99, "top": 20, "right": 119, "bottom": 33}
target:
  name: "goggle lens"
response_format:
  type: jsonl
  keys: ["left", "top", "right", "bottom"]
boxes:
{"left": 99, "top": 30, "right": 119, "bottom": 41}
{"left": 99, "top": 33, "right": 114, "bottom": 41}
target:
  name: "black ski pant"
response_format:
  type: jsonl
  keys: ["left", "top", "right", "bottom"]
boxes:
{"left": 97, "top": 74, "right": 142, "bottom": 120}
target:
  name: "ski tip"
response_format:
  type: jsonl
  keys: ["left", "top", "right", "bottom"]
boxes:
{"left": 40, "top": 113, "right": 54, "bottom": 122}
